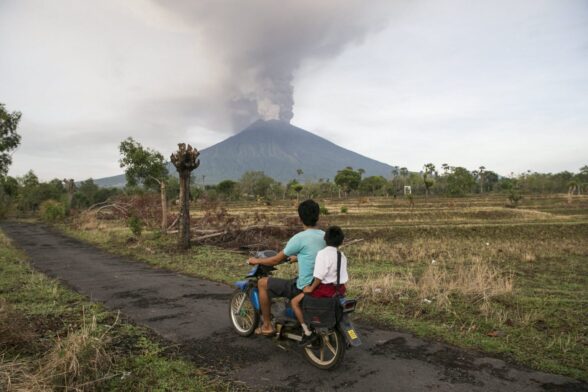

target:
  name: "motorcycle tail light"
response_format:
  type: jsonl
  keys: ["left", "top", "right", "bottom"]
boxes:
{"left": 342, "top": 299, "right": 357, "bottom": 313}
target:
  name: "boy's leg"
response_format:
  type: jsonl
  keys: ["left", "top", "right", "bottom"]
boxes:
{"left": 292, "top": 293, "right": 313, "bottom": 338}
{"left": 291, "top": 293, "right": 305, "bottom": 325}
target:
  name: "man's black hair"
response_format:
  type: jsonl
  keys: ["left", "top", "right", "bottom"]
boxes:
{"left": 298, "top": 199, "right": 320, "bottom": 227}
{"left": 325, "top": 226, "right": 344, "bottom": 247}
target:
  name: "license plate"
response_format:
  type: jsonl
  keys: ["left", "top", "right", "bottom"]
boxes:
{"left": 347, "top": 329, "right": 358, "bottom": 340}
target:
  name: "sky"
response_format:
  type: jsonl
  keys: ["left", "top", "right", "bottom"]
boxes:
{"left": 1, "top": 0, "right": 587, "bottom": 181}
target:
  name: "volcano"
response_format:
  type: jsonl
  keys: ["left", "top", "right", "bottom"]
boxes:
{"left": 95, "top": 120, "right": 394, "bottom": 186}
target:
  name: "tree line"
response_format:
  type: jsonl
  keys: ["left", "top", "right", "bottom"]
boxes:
{"left": 1, "top": 103, "right": 587, "bottom": 222}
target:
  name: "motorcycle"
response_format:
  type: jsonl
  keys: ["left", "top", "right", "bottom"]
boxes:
{"left": 228, "top": 250, "right": 361, "bottom": 370}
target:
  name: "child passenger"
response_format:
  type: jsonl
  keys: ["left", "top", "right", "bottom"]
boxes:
{"left": 291, "top": 225, "right": 348, "bottom": 345}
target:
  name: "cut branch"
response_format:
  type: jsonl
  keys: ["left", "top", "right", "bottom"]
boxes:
{"left": 340, "top": 238, "right": 365, "bottom": 248}
{"left": 192, "top": 231, "right": 227, "bottom": 242}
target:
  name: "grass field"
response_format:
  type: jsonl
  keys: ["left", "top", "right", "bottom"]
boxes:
{"left": 0, "top": 231, "right": 238, "bottom": 391}
{"left": 63, "top": 193, "right": 588, "bottom": 381}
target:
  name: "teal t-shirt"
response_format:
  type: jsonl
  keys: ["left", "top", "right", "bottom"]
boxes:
{"left": 283, "top": 229, "right": 326, "bottom": 289}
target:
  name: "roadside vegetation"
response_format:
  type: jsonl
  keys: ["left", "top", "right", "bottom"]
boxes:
{"left": 58, "top": 194, "right": 588, "bottom": 381}
{"left": 0, "top": 231, "right": 237, "bottom": 391}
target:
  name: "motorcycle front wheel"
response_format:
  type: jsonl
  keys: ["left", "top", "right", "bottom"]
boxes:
{"left": 303, "top": 329, "right": 346, "bottom": 370}
{"left": 229, "top": 289, "right": 259, "bottom": 336}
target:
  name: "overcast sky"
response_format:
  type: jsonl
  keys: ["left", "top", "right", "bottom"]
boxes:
{"left": 1, "top": 0, "right": 587, "bottom": 181}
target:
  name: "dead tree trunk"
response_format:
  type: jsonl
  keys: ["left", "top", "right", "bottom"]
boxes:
{"left": 171, "top": 143, "right": 200, "bottom": 250}
{"left": 160, "top": 181, "right": 167, "bottom": 232}
{"left": 63, "top": 179, "right": 76, "bottom": 208}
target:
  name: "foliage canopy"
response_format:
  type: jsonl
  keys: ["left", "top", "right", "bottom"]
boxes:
{"left": 0, "top": 103, "right": 22, "bottom": 176}
{"left": 119, "top": 137, "right": 168, "bottom": 190}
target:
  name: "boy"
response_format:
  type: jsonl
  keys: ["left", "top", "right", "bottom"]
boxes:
{"left": 247, "top": 199, "right": 325, "bottom": 336}
{"left": 291, "top": 225, "right": 348, "bottom": 345}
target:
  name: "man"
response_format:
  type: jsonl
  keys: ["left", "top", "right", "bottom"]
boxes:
{"left": 247, "top": 199, "right": 325, "bottom": 336}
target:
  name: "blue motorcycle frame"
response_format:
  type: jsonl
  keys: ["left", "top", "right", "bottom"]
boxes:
{"left": 229, "top": 251, "right": 361, "bottom": 370}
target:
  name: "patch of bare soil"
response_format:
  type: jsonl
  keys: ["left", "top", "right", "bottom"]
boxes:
{"left": 0, "top": 299, "right": 38, "bottom": 353}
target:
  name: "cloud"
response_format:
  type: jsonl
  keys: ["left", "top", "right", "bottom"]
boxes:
{"left": 146, "top": 0, "right": 394, "bottom": 129}
{"left": 1, "top": 0, "right": 586, "bottom": 180}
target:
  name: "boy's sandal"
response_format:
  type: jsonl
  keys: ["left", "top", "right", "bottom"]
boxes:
{"left": 254, "top": 326, "right": 276, "bottom": 337}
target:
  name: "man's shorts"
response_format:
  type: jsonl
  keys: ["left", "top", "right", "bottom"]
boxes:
{"left": 267, "top": 277, "right": 301, "bottom": 299}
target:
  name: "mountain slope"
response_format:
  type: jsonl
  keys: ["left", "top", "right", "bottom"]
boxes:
{"left": 95, "top": 120, "right": 394, "bottom": 186}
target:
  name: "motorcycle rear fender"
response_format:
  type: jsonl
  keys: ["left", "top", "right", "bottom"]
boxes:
{"left": 338, "top": 315, "right": 362, "bottom": 347}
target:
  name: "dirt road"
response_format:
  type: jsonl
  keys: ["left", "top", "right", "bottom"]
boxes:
{"left": 1, "top": 222, "right": 585, "bottom": 392}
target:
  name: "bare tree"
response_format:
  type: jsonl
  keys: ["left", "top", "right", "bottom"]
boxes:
{"left": 62, "top": 178, "right": 76, "bottom": 207}
{"left": 171, "top": 143, "right": 200, "bottom": 250}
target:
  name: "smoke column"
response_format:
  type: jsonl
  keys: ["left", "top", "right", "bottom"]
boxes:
{"left": 153, "top": 0, "right": 394, "bottom": 129}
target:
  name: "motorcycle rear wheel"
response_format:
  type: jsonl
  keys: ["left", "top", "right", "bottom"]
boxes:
{"left": 303, "top": 329, "right": 346, "bottom": 370}
{"left": 229, "top": 289, "right": 259, "bottom": 336}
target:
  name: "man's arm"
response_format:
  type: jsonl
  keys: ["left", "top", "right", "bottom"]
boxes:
{"left": 247, "top": 250, "right": 287, "bottom": 266}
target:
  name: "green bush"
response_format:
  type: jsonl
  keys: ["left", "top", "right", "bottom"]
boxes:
{"left": 127, "top": 215, "right": 143, "bottom": 237}
{"left": 507, "top": 189, "right": 523, "bottom": 208}
{"left": 340, "top": 206, "right": 348, "bottom": 214}
{"left": 39, "top": 199, "right": 66, "bottom": 223}
{"left": 320, "top": 206, "right": 329, "bottom": 215}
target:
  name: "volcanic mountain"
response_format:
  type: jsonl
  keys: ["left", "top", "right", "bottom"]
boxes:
{"left": 95, "top": 120, "right": 394, "bottom": 187}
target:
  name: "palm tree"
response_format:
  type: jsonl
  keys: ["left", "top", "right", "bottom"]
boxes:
{"left": 422, "top": 163, "right": 436, "bottom": 198}
{"left": 441, "top": 163, "right": 450, "bottom": 175}
{"left": 478, "top": 166, "right": 486, "bottom": 193}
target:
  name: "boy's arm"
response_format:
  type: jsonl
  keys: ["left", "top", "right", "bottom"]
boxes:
{"left": 304, "top": 250, "right": 327, "bottom": 293}
{"left": 303, "top": 278, "right": 322, "bottom": 293}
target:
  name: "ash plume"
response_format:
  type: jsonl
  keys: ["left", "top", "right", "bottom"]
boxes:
{"left": 152, "top": 0, "right": 394, "bottom": 130}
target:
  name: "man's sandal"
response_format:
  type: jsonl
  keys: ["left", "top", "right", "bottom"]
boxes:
{"left": 254, "top": 326, "right": 276, "bottom": 337}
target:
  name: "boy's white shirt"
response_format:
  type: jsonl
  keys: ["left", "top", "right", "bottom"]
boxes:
{"left": 313, "top": 246, "right": 348, "bottom": 284}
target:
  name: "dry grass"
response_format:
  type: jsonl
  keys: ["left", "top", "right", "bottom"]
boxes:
{"left": 350, "top": 258, "right": 513, "bottom": 310}
{"left": 0, "top": 312, "right": 114, "bottom": 392}
{"left": 347, "top": 272, "right": 416, "bottom": 304}
{"left": 37, "top": 313, "right": 113, "bottom": 390}
{"left": 417, "top": 258, "right": 513, "bottom": 308}
{"left": 348, "top": 235, "right": 585, "bottom": 265}
{"left": 0, "top": 356, "right": 47, "bottom": 392}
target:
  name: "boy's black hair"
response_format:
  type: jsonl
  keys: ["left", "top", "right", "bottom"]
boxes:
{"left": 298, "top": 199, "right": 320, "bottom": 227}
{"left": 324, "top": 225, "right": 344, "bottom": 247}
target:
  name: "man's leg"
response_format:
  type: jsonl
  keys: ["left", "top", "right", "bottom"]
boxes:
{"left": 258, "top": 277, "right": 273, "bottom": 333}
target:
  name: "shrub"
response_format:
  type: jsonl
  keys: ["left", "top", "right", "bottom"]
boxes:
{"left": 340, "top": 206, "right": 348, "bottom": 214}
{"left": 127, "top": 215, "right": 143, "bottom": 237}
{"left": 507, "top": 189, "right": 522, "bottom": 208}
{"left": 39, "top": 199, "right": 66, "bottom": 223}
{"left": 320, "top": 206, "right": 329, "bottom": 215}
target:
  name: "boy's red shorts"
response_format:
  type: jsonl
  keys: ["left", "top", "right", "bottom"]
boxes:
{"left": 309, "top": 283, "right": 346, "bottom": 298}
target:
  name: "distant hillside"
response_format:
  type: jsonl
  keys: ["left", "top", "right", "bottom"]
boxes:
{"left": 95, "top": 120, "right": 395, "bottom": 187}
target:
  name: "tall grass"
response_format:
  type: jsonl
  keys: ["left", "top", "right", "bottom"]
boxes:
{"left": 350, "top": 258, "right": 513, "bottom": 310}
{"left": 418, "top": 258, "right": 513, "bottom": 307}
{"left": 1, "top": 311, "right": 114, "bottom": 391}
